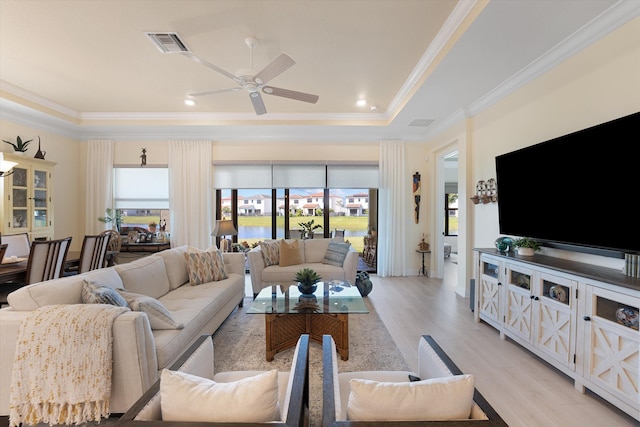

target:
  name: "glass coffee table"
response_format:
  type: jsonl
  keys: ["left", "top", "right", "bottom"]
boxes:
{"left": 248, "top": 280, "right": 368, "bottom": 361}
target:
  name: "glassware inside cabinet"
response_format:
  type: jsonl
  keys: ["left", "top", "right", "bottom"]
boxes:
{"left": 12, "top": 167, "right": 27, "bottom": 187}
{"left": 543, "top": 280, "right": 569, "bottom": 304}
{"left": 34, "top": 170, "right": 47, "bottom": 188}
{"left": 482, "top": 261, "right": 499, "bottom": 279}
{"left": 510, "top": 270, "right": 530, "bottom": 289}
{"left": 596, "top": 296, "right": 639, "bottom": 331}
{"left": 34, "top": 209, "right": 48, "bottom": 227}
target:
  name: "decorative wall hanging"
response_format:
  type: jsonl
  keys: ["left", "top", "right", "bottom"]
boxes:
{"left": 413, "top": 172, "right": 421, "bottom": 223}
{"left": 140, "top": 148, "right": 147, "bottom": 167}
{"left": 471, "top": 178, "right": 497, "bottom": 204}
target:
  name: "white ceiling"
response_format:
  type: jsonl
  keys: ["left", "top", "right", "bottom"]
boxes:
{"left": 0, "top": 0, "right": 636, "bottom": 145}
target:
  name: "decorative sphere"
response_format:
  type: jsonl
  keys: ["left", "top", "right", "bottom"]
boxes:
{"left": 494, "top": 236, "right": 514, "bottom": 253}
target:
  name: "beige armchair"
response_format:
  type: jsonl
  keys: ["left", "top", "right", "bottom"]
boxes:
{"left": 322, "top": 334, "right": 507, "bottom": 426}
{"left": 119, "top": 334, "right": 310, "bottom": 426}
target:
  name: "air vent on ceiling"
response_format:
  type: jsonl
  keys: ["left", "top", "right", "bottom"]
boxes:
{"left": 145, "top": 32, "right": 190, "bottom": 53}
{"left": 409, "top": 119, "right": 435, "bottom": 127}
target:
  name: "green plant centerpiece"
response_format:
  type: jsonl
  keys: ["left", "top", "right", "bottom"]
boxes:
{"left": 299, "top": 219, "right": 322, "bottom": 239}
{"left": 513, "top": 237, "right": 541, "bottom": 256}
{"left": 295, "top": 267, "right": 322, "bottom": 296}
{"left": 98, "top": 208, "right": 123, "bottom": 232}
{"left": 2, "top": 136, "right": 32, "bottom": 153}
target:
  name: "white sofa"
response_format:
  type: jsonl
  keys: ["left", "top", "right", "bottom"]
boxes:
{"left": 0, "top": 245, "right": 245, "bottom": 416}
{"left": 322, "top": 334, "right": 507, "bottom": 425}
{"left": 247, "top": 238, "right": 359, "bottom": 297}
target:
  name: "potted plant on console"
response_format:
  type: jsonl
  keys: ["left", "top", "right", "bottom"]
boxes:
{"left": 514, "top": 237, "right": 541, "bottom": 256}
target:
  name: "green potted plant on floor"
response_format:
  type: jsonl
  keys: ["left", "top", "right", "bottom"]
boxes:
{"left": 295, "top": 267, "right": 322, "bottom": 296}
{"left": 513, "top": 237, "right": 541, "bottom": 256}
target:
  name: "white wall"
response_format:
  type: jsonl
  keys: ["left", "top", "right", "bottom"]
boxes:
{"left": 463, "top": 16, "right": 640, "bottom": 288}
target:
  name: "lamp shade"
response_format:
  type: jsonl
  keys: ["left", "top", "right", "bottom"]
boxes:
{"left": 0, "top": 152, "right": 18, "bottom": 175}
{"left": 211, "top": 220, "right": 237, "bottom": 237}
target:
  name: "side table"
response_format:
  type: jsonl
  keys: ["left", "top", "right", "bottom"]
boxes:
{"left": 416, "top": 249, "right": 431, "bottom": 276}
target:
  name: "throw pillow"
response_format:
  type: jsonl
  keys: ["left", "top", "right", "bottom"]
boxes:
{"left": 322, "top": 242, "right": 351, "bottom": 267}
{"left": 160, "top": 369, "right": 280, "bottom": 422}
{"left": 116, "top": 289, "right": 183, "bottom": 330}
{"left": 184, "top": 249, "right": 228, "bottom": 286}
{"left": 260, "top": 241, "right": 280, "bottom": 266}
{"left": 279, "top": 239, "right": 303, "bottom": 267}
{"left": 81, "top": 279, "right": 129, "bottom": 307}
{"left": 346, "top": 374, "right": 474, "bottom": 421}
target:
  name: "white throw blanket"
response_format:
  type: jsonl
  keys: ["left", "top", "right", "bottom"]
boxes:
{"left": 9, "top": 304, "right": 129, "bottom": 426}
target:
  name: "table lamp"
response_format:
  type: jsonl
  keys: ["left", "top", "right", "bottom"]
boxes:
{"left": 211, "top": 220, "right": 238, "bottom": 252}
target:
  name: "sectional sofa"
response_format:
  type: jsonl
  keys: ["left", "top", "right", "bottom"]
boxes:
{"left": 0, "top": 245, "right": 245, "bottom": 416}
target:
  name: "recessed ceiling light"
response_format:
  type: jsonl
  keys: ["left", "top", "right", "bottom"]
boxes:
{"left": 184, "top": 99, "right": 195, "bottom": 106}
{"left": 356, "top": 99, "right": 366, "bottom": 107}
{"left": 370, "top": 105, "right": 377, "bottom": 111}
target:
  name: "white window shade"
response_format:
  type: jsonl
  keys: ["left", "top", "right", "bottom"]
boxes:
{"left": 214, "top": 164, "right": 272, "bottom": 189}
{"left": 327, "top": 164, "right": 379, "bottom": 188}
{"left": 115, "top": 168, "right": 169, "bottom": 209}
{"left": 272, "top": 164, "right": 325, "bottom": 188}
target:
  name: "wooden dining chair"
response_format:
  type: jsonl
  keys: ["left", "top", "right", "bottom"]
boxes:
{"left": 1, "top": 232, "right": 31, "bottom": 258}
{"left": 0, "top": 244, "right": 7, "bottom": 261}
{"left": 65, "top": 234, "right": 110, "bottom": 276}
{"left": 24, "top": 237, "right": 72, "bottom": 285}
{"left": 100, "top": 229, "right": 121, "bottom": 264}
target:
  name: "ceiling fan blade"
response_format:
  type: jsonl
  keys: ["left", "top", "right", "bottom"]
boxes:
{"left": 188, "top": 87, "right": 241, "bottom": 97}
{"left": 254, "top": 53, "right": 296, "bottom": 84}
{"left": 262, "top": 86, "right": 319, "bottom": 104}
{"left": 249, "top": 92, "right": 267, "bottom": 115}
{"left": 181, "top": 52, "right": 241, "bottom": 83}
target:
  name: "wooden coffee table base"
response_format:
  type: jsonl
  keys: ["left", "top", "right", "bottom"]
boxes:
{"left": 265, "top": 312, "right": 349, "bottom": 361}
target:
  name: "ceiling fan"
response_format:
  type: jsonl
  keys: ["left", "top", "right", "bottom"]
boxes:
{"left": 183, "top": 37, "right": 319, "bottom": 115}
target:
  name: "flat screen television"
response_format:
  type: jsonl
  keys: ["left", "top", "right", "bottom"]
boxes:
{"left": 495, "top": 111, "right": 640, "bottom": 258}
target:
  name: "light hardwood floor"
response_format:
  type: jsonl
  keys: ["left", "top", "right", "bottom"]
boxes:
{"left": 366, "top": 255, "right": 637, "bottom": 427}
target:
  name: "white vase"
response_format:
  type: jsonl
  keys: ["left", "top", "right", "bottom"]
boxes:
{"left": 517, "top": 247, "right": 535, "bottom": 256}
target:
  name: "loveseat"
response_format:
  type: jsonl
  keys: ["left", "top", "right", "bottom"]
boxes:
{"left": 322, "top": 334, "right": 507, "bottom": 425}
{"left": 247, "top": 238, "right": 359, "bottom": 297}
{"left": 0, "top": 245, "right": 245, "bottom": 416}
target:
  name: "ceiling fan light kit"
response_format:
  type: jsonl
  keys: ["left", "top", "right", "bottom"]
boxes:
{"left": 147, "top": 32, "right": 318, "bottom": 115}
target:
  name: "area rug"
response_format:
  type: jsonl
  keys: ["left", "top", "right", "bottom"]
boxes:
{"left": 212, "top": 296, "right": 409, "bottom": 426}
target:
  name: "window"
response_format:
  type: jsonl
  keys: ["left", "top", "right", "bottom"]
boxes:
{"left": 213, "top": 162, "right": 380, "bottom": 254}
{"left": 114, "top": 167, "right": 170, "bottom": 231}
{"left": 445, "top": 193, "right": 458, "bottom": 236}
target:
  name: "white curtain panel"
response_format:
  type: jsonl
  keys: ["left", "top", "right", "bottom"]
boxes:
{"left": 168, "top": 140, "right": 213, "bottom": 249}
{"left": 85, "top": 139, "right": 114, "bottom": 234}
{"left": 377, "top": 140, "right": 408, "bottom": 277}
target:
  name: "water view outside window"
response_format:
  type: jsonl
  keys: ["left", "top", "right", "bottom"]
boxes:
{"left": 221, "top": 188, "right": 370, "bottom": 252}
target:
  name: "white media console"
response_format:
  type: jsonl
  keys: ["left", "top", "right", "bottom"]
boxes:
{"left": 474, "top": 248, "right": 639, "bottom": 421}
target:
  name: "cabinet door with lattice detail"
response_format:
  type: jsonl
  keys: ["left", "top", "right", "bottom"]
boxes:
{"left": 504, "top": 263, "right": 535, "bottom": 342}
{"left": 534, "top": 272, "right": 577, "bottom": 369}
{"left": 582, "top": 285, "right": 640, "bottom": 410}
{"left": 478, "top": 256, "right": 502, "bottom": 328}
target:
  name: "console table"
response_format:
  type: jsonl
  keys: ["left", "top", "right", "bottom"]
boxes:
{"left": 120, "top": 242, "right": 170, "bottom": 253}
{"left": 474, "top": 248, "right": 639, "bottom": 421}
